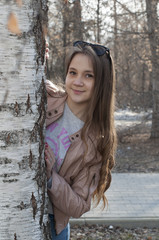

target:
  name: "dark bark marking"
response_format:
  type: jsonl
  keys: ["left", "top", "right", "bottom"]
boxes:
{"left": 29, "top": 149, "right": 33, "bottom": 168}
{"left": 3, "top": 179, "right": 18, "bottom": 183}
{"left": 0, "top": 172, "right": 19, "bottom": 178}
{"left": 26, "top": 94, "right": 32, "bottom": 113}
{"left": 14, "top": 233, "right": 17, "bottom": 240}
{"left": 1, "top": 172, "right": 19, "bottom": 183}
{"left": 18, "top": 154, "right": 36, "bottom": 170}
{"left": 0, "top": 158, "right": 12, "bottom": 164}
{"left": 16, "top": 201, "right": 29, "bottom": 210}
{"left": 0, "top": 130, "right": 31, "bottom": 146}
{"left": 6, "top": 133, "right": 10, "bottom": 144}
{"left": 31, "top": 192, "right": 37, "bottom": 219}
{"left": 14, "top": 101, "right": 20, "bottom": 116}
{"left": 0, "top": 102, "right": 31, "bottom": 117}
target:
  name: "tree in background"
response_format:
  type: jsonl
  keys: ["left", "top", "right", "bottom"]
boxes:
{"left": 146, "top": 0, "right": 159, "bottom": 138}
{"left": 109, "top": 0, "right": 152, "bottom": 109}
{"left": 0, "top": 0, "right": 50, "bottom": 239}
{"left": 96, "top": 0, "right": 101, "bottom": 43}
{"left": 47, "top": 0, "right": 83, "bottom": 81}
{"left": 72, "top": 0, "right": 83, "bottom": 41}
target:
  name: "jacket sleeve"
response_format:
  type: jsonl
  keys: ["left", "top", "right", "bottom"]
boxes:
{"left": 47, "top": 164, "right": 101, "bottom": 218}
{"left": 46, "top": 80, "right": 65, "bottom": 96}
{"left": 46, "top": 80, "right": 59, "bottom": 94}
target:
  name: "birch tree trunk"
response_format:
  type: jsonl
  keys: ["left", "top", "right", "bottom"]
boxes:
{"left": 0, "top": 0, "right": 50, "bottom": 239}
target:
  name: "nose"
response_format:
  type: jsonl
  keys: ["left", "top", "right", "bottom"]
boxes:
{"left": 73, "top": 76, "right": 84, "bottom": 86}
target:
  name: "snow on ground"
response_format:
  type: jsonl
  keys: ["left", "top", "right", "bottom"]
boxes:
{"left": 114, "top": 109, "right": 152, "bottom": 129}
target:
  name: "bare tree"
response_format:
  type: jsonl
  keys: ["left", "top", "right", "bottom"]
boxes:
{"left": 72, "top": 0, "right": 83, "bottom": 41}
{"left": 146, "top": 0, "right": 159, "bottom": 138}
{"left": 0, "top": 0, "right": 50, "bottom": 239}
{"left": 113, "top": 0, "right": 118, "bottom": 89}
{"left": 47, "top": 0, "right": 83, "bottom": 81}
{"left": 97, "top": 0, "right": 101, "bottom": 43}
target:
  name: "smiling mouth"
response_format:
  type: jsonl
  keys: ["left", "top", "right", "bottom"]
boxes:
{"left": 72, "top": 89, "right": 84, "bottom": 94}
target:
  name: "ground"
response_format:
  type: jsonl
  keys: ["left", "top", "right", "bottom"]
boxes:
{"left": 113, "top": 109, "right": 159, "bottom": 173}
{"left": 70, "top": 225, "right": 159, "bottom": 240}
{"left": 114, "top": 132, "right": 159, "bottom": 173}
{"left": 70, "top": 111, "right": 159, "bottom": 239}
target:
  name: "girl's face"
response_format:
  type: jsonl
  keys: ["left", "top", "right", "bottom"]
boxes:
{"left": 65, "top": 53, "right": 95, "bottom": 112}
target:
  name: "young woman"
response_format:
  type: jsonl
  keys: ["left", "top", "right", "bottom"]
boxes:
{"left": 45, "top": 41, "right": 117, "bottom": 240}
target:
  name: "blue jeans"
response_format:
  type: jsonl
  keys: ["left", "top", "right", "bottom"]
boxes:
{"left": 49, "top": 214, "right": 70, "bottom": 240}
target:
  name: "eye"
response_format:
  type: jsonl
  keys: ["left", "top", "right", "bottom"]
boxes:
{"left": 69, "top": 71, "right": 76, "bottom": 75}
{"left": 86, "top": 73, "right": 94, "bottom": 78}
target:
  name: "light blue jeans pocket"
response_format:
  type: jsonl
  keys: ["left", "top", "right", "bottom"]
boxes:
{"left": 49, "top": 214, "right": 70, "bottom": 240}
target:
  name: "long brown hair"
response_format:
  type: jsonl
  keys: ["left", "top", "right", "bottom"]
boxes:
{"left": 65, "top": 43, "right": 117, "bottom": 207}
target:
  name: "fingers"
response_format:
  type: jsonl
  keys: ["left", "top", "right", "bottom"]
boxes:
{"left": 45, "top": 149, "right": 52, "bottom": 166}
{"left": 45, "top": 142, "right": 55, "bottom": 168}
{"left": 44, "top": 142, "right": 55, "bottom": 180}
{"left": 45, "top": 155, "right": 51, "bottom": 167}
{"left": 45, "top": 148, "right": 52, "bottom": 162}
{"left": 45, "top": 143, "right": 55, "bottom": 164}
{"left": 45, "top": 50, "right": 49, "bottom": 59}
{"left": 45, "top": 42, "right": 49, "bottom": 59}
{"left": 46, "top": 42, "right": 49, "bottom": 48}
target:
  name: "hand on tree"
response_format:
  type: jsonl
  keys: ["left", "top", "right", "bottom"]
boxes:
{"left": 45, "top": 142, "right": 55, "bottom": 180}
{"left": 45, "top": 41, "right": 49, "bottom": 59}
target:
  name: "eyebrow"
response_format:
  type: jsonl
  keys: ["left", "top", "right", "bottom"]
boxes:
{"left": 69, "top": 67, "right": 94, "bottom": 74}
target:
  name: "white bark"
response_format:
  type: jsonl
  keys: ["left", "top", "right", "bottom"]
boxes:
{"left": 0, "top": 0, "right": 50, "bottom": 239}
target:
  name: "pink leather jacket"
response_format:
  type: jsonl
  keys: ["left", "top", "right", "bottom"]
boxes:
{"left": 46, "top": 80, "right": 102, "bottom": 234}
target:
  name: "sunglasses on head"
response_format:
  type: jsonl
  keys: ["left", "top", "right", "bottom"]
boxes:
{"left": 73, "top": 40, "right": 110, "bottom": 57}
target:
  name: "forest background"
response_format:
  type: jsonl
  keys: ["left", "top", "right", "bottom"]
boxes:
{"left": 47, "top": 0, "right": 159, "bottom": 173}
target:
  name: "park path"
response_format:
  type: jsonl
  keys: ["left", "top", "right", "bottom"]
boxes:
{"left": 70, "top": 173, "right": 159, "bottom": 228}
